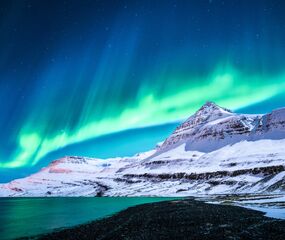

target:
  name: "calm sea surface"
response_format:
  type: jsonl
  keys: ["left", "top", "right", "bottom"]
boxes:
{"left": 0, "top": 197, "right": 176, "bottom": 240}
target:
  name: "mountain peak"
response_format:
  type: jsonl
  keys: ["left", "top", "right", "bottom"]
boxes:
{"left": 157, "top": 102, "right": 236, "bottom": 151}
{"left": 184, "top": 101, "right": 233, "bottom": 125}
{"left": 196, "top": 101, "right": 232, "bottom": 116}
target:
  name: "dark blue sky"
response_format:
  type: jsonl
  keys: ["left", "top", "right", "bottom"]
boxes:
{"left": 1, "top": 0, "right": 285, "bottom": 179}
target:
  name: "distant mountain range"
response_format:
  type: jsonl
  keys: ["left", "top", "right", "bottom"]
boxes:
{"left": 1, "top": 102, "right": 285, "bottom": 197}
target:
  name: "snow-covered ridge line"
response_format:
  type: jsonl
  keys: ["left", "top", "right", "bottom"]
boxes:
{"left": 0, "top": 102, "right": 285, "bottom": 197}
{"left": 157, "top": 101, "right": 285, "bottom": 153}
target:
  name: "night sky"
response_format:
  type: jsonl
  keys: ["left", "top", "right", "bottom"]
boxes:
{"left": 1, "top": 0, "right": 285, "bottom": 180}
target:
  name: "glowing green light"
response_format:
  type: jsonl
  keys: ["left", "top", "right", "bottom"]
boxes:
{"left": 1, "top": 64, "right": 285, "bottom": 168}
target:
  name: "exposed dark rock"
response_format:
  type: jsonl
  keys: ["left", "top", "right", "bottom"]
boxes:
{"left": 95, "top": 182, "right": 110, "bottom": 197}
{"left": 123, "top": 165, "right": 285, "bottom": 181}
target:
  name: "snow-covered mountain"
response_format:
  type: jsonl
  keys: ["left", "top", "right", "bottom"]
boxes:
{"left": 1, "top": 102, "right": 285, "bottom": 197}
{"left": 158, "top": 101, "right": 285, "bottom": 153}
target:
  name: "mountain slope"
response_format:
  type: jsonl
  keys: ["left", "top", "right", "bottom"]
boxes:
{"left": 157, "top": 101, "right": 285, "bottom": 153}
{"left": 0, "top": 102, "right": 285, "bottom": 197}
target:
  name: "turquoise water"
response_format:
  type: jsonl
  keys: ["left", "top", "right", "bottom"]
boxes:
{"left": 0, "top": 197, "right": 176, "bottom": 240}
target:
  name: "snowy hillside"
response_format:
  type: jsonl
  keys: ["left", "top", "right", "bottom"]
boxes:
{"left": 0, "top": 102, "right": 285, "bottom": 197}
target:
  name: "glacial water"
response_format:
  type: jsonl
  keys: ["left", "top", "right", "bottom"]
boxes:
{"left": 0, "top": 197, "right": 176, "bottom": 240}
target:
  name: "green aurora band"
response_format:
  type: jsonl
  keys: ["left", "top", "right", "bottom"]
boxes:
{"left": 2, "top": 64, "right": 285, "bottom": 168}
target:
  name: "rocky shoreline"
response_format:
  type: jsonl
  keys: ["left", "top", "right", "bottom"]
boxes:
{"left": 28, "top": 198, "right": 285, "bottom": 240}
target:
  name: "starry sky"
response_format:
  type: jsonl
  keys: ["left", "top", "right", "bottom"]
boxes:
{"left": 1, "top": 0, "right": 285, "bottom": 182}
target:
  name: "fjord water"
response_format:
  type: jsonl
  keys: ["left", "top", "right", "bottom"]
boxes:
{"left": 0, "top": 197, "right": 176, "bottom": 240}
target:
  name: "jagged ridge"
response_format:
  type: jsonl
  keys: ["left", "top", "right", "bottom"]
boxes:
{"left": 158, "top": 101, "right": 285, "bottom": 152}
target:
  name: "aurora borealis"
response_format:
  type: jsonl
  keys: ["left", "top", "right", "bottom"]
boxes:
{"left": 1, "top": 0, "right": 285, "bottom": 182}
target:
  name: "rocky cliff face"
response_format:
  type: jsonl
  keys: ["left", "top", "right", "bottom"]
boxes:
{"left": 0, "top": 102, "right": 285, "bottom": 197}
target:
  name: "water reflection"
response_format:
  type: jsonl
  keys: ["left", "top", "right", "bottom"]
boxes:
{"left": 0, "top": 197, "right": 175, "bottom": 240}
